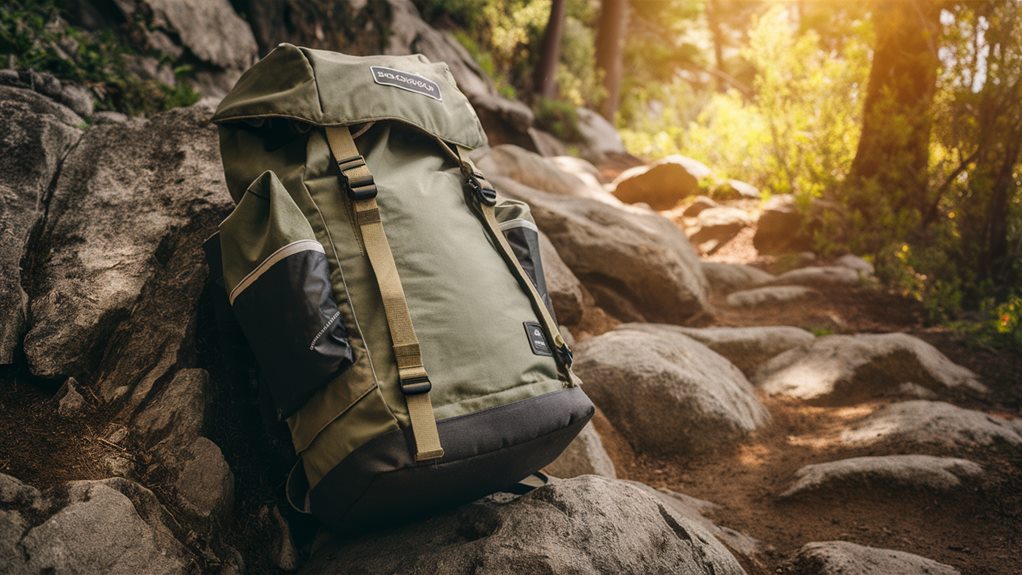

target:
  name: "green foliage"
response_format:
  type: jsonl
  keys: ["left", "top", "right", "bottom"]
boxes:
{"left": 0, "top": 0, "right": 198, "bottom": 115}
{"left": 533, "top": 96, "right": 580, "bottom": 141}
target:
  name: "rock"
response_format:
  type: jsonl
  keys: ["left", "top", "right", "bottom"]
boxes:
{"left": 0, "top": 86, "right": 83, "bottom": 364}
{"left": 781, "top": 455, "right": 983, "bottom": 498}
{"left": 573, "top": 325, "right": 768, "bottom": 456}
{"left": 840, "top": 401, "right": 1022, "bottom": 452}
{"left": 163, "top": 436, "right": 234, "bottom": 522}
{"left": 682, "top": 195, "right": 718, "bottom": 217}
{"left": 133, "top": 368, "right": 211, "bottom": 448}
{"left": 23, "top": 104, "right": 231, "bottom": 400}
{"left": 131, "top": 0, "right": 258, "bottom": 95}
{"left": 765, "top": 265, "right": 864, "bottom": 288}
{"left": 574, "top": 107, "right": 627, "bottom": 163}
{"left": 790, "top": 541, "right": 960, "bottom": 575}
{"left": 689, "top": 206, "right": 752, "bottom": 251}
{"left": 93, "top": 110, "right": 129, "bottom": 124}
{"left": 632, "top": 484, "right": 763, "bottom": 565}
{"left": 701, "top": 261, "right": 775, "bottom": 294}
{"left": 545, "top": 422, "right": 616, "bottom": 479}
{"left": 755, "top": 333, "right": 987, "bottom": 405}
{"left": 261, "top": 505, "right": 299, "bottom": 572}
{"left": 478, "top": 145, "right": 612, "bottom": 203}
{"left": 649, "top": 325, "right": 815, "bottom": 377}
{"left": 12, "top": 478, "right": 191, "bottom": 574}
{"left": 715, "top": 179, "right": 761, "bottom": 200}
{"left": 54, "top": 376, "right": 88, "bottom": 417}
{"left": 302, "top": 475, "right": 747, "bottom": 575}
{"left": 834, "top": 254, "right": 875, "bottom": 275}
{"left": 753, "top": 194, "right": 811, "bottom": 254}
{"left": 726, "top": 286, "right": 819, "bottom": 308}
{"left": 492, "top": 176, "right": 710, "bottom": 324}
{"left": 612, "top": 155, "right": 713, "bottom": 210}
{"left": 539, "top": 234, "right": 585, "bottom": 326}
{"left": 549, "top": 155, "right": 605, "bottom": 190}
{"left": 528, "top": 127, "right": 567, "bottom": 157}
{"left": 0, "top": 474, "right": 40, "bottom": 505}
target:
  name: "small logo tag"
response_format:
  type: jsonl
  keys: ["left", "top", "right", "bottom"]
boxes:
{"left": 524, "top": 322, "right": 553, "bottom": 356}
{"left": 370, "top": 66, "right": 443, "bottom": 101}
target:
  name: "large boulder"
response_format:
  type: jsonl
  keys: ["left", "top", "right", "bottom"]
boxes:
{"left": 755, "top": 333, "right": 987, "bottom": 405}
{"left": 22, "top": 103, "right": 231, "bottom": 396}
{"left": 790, "top": 541, "right": 960, "bottom": 575}
{"left": 491, "top": 176, "right": 710, "bottom": 324}
{"left": 302, "top": 476, "right": 748, "bottom": 575}
{"left": 659, "top": 326, "right": 815, "bottom": 377}
{"left": 701, "top": 261, "right": 775, "bottom": 295}
{"left": 688, "top": 206, "right": 753, "bottom": 253}
{"left": 539, "top": 234, "right": 585, "bottom": 326}
{"left": 0, "top": 87, "right": 83, "bottom": 364}
{"left": 780, "top": 455, "right": 984, "bottom": 498}
{"left": 478, "top": 144, "right": 611, "bottom": 203}
{"left": 545, "top": 422, "right": 616, "bottom": 479}
{"left": 839, "top": 401, "right": 1022, "bottom": 452}
{"left": 612, "top": 155, "right": 713, "bottom": 210}
{"left": 753, "top": 194, "right": 811, "bottom": 254}
{"left": 2, "top": 475, "right": 193, "bottom": 574}
{"left": 574, "top": 107, "right": 627, "bottom": 163}
{"left": 572, "top": 324, "right": 769, "bottom": 456}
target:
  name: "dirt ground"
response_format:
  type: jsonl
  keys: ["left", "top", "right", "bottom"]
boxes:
{"left": 589, "top": 225, "right": 1022, "bottom": 575}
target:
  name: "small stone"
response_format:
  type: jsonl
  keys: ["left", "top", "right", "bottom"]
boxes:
{"left": 165, "top": 436, "right": 234, "bottom": 521}
{"left": 790, "top": 541, "right": 960, "bottom": 575}
{"left": 834, "top": 254, "right": 875, "bottom": 275}
{"left": 54, "top": 377, "right": 88, "bottom": 417}
{"left": 781, "top": 455, "right": 983, "bottom": 498}
{"left": 840, "top": 401, "right": 1022, "bottom": 451}
{"left": 726, "top": 286, "right": 819, "bottom": 307}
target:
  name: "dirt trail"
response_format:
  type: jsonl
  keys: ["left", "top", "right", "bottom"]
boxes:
{"left": 596, "top": 226, "right": 1022, "bottom": 574}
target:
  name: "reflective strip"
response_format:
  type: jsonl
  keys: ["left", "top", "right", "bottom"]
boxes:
{"left": 498, "top": 218, "right": 539, "bottom": 234}
{"left": 229, "top": 239, "right": 326, "bottom": 305}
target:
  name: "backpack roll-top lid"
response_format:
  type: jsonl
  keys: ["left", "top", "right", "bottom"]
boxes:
{"left": 212, "top": 43, "right": 488, "bottom": 150}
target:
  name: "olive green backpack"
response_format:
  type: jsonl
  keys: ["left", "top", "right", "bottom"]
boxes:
{"left": 203, "top": 44, "right": 593, "bottom": 528}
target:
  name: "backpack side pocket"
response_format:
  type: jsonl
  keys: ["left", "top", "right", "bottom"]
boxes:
{"left": 219, "top": 170, "right": 354, "bottom": 419}
{"left": 494, "top": 199, "right": 557, "bottom": 323}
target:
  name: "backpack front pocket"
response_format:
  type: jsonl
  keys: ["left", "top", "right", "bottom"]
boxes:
{"left": 219, "top": 170, "right": 354, "bottom": 419}
{"left": 494, "top": 199, "right": 557, "bottom": 322}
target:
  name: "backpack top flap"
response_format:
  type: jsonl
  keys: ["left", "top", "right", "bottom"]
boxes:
{"left": 211, "top": 43, "right": 487, "bottom": 150}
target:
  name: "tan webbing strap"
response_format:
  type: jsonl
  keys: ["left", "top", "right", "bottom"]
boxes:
{"left": 455, "top": 145, "right": 573, "bottom": 376}
{"left": 325, "top": 126, "right": 443, "bottom": 462}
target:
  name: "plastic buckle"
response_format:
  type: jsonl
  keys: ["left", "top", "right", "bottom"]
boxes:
{"left": 558, "top": 345, "right": 574, "bottom": 369}
{"left": 347, "top": 176, "right": 378, "bottom": 201}
{"left": 468, "top": 174, "right": 497, "bottom": 206}
{"left": 400, "top": 375, "right": 432, "bottom": 395}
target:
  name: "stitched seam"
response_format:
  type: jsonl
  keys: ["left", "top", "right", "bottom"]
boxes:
{"left": 309, "top": 310, "right": 342, "bottom": 350}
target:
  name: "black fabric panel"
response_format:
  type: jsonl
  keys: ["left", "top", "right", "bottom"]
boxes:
{"left": 503, "top": 225, "right": 557, "bottom": 322}
{"left": 308, "top": 386, "right": 594, "bottom": 530}
{"left": 232, "top": 249, "right": 354, "bottom": 419}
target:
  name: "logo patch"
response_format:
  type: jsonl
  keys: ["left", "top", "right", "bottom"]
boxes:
{"left": 523, "top": 322, "right": 553, "bottom": 356}
{"left": 370, "top": 66, "right": 443, "bottom": 101}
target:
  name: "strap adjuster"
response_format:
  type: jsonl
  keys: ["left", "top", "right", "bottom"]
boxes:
{"left": 468, "top": 174, "right": 497, "bottom": 206}
{"left": 400, "top": 374, "right": 432, "bottom": 395}
{"left": 337, "top": 155, "right": 379, "bottom": 201}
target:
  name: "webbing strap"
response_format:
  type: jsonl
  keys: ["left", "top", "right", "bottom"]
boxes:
{"left": 455, "top": 145, "right": 573, "bottom": 376}
{"left": 325, "top": 126, "right": 443, "bottom": 462}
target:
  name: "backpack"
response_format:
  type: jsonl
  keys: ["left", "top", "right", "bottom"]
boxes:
{"left": 203, "top": 43, "right": 594, "bottom": 529}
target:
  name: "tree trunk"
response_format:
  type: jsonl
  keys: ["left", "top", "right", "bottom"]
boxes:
{"left": 596, "top": 0, "right": 628, "bottom": 120}
{"left": 845, "top": 0, "right": 941, "bottom": 240}
{"left": 706, "top": 0, "right": 726, "bottom": 91}
{"left": 533, "top": 0, "right": 566, "bottom": 100}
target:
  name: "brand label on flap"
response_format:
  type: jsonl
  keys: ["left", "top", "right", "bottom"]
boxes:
{"left": 370, "top": 66, "right": 443, "bottom": 101}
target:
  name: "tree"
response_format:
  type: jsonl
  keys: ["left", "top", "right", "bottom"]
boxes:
{"left": 532, "top": 0, "right": 566, "bottom": 100}
{"left": 596, "top": 0, "right": 628, "bottom": 120}
{"left": 843, "top": 0, "right": 942, "bottom": 252}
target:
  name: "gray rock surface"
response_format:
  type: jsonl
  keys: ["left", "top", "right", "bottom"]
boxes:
{"left": 573, "top": 107, "right": 627, "bottom": 162}
{"left": 54, "top": 376, "right": 89, "bottom": 417}
{"left": 834, "top": 254, "right": 875, "bottom": 275}
{"left": 478, "top": 145, "right": 612, "bottom": 203}
{"left": 755, "top": 333, "right": 987, "bottom": 404}
{"left": 612, "top": 155, "right": 713, "bottom": 210}
{"left": 790, "top": 541, "right": 960, "bottom": 575}
{"left": 133, "top": 368, "right": 211, "bottom": 448}
{"left": 302, "top": 476, "right": 747, "bottom": 575}
{"left": 23, "top": 104, "right": 231, "bottom": 396}
{"left": 689, "top": 206, "right": 752, "bottom": 250}
{"left": 644, "top": 325, "right": 815, "bottom": 377}
{"left": 753, "top": 194, "right": 811, "bottom": 254}
{"left": 539, "top": 233, "right": 585, "bottom": 326}
{"left": 726, "top": 285, "right": 818, "bottom": 307}
{"left": 765, "top": 265, "right": 864, "bottom": 288}
{"left": 573, "top": 325, "right": 768, "bottom": 455}
{"left": 4, "top": 476, "right": 192, "bottom": 575}
{"left": 549, "top": 155, "right": 605, "bottom": 190}
{"left": 0, "top": 86, "right": 83, "bottom": 364}
{"left": 492, "top": 176, "right": 709, "bottom": 324}
{"left": 781, "top": 455, "right": 984, "bottom": 498}
{"left": 164, "top": 436, "right": 235, "bottom": 522}
{"left": 840, "top": 401, "right": 1022, "bottom": 451}
{"left": 545, "top": 422, "right": 616, "bottom": 479}
{"left": 701, "top": 261, "right": 775, "bottom": 294}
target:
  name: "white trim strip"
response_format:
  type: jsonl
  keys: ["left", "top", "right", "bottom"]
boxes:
{"left": 229, "top": 239, "right": 326, "bottom": 305}
{"left": 498, "top": 218, "right": 539, "bottom": 234}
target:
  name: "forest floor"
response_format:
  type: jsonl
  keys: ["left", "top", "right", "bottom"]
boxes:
{"left": 596, "top": 225, "right": 1022, "bottom": 575}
